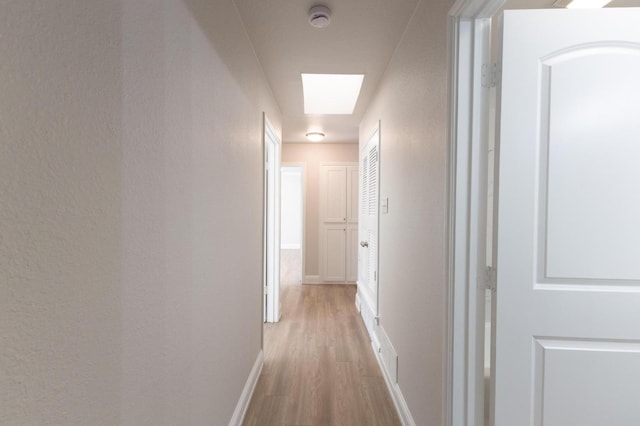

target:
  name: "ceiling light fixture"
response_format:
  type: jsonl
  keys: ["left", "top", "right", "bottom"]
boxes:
{"left": 308, "top": 5, "right": 331, "bottom": 28}
{"left": 553, "top": 0, "right": 612, "bottom": 8}
{"left": 306, "top": 132, "right": 325, "bottom": 142}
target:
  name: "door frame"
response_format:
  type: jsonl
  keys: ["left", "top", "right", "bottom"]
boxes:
{"left": 281, "top": 163, "right": 306, "bottom": 284}
{"left": 263, "top": 114, "right": 281, "bottom": 323}
{"left": 446, "top": 0, "right": 505, "bottom": 425}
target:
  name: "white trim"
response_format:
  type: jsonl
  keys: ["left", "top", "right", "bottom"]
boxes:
{"left": 229, "top": 350, "right": 264, "bottom": 426}
{"left": 356, "top": 287, "right": 380, "bottom": 351}
{"left": 280, "top": 243, "right": 301, "bottom": 250}
{"left": 378, "top": 369, "right": 414, "bottom": 426}
{"left": 376, "top": 349, "right": 416, "bottom": 426}
{"left": 264, "top": 115, "right": 282, "bottom": 323}
{"left": 447, "top": 1, "right": 506, "bottom": 425}
{"left": 303, "top": 275, "right": 320, "bottom": 284}
{"left": 319, "top": 161, "right": 359, "bottom": 167}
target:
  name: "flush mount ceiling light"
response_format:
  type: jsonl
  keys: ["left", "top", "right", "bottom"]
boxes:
{"left": 308, "top": 5, "right": 331, "bottom": 28}
{"left": 553, "top": 0, "right": 612, "bottom": 7}
{"left": 302, "top": 73, "right": 365, "bottom": 115}
{"left": 305, "top": 132, "right": 325, "bottom": 142}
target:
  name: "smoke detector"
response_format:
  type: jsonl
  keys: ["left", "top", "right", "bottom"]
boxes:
{"left": 308, "top": 5, "right": 331, "bottom": 29}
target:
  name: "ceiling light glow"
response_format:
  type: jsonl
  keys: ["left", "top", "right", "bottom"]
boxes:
{"left": 302, "top": 73, "right": 365, "bottom": 115}
{"left": 306, "top": 132, "right": 325, "bottom": 142}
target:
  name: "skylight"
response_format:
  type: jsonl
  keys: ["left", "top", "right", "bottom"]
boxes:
{"left": 302, "top": 73, "right": 365, "bottom": 115}
{"left": 554, "top": 0, "right": 612, "bottom": 7}
{"left": 566, "top": 0, "right": 612, "bottom": 7}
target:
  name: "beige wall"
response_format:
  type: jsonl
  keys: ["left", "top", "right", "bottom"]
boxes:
{"left": 1, "top": 1, "right": 280, "bottom": 424}
{"left": 282, "top": 143, "right": 359, "bottom": 278}
{"left": 359, "top": 0, "right": 453, "bottom": 424}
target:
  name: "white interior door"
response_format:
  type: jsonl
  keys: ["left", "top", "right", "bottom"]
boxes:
{"left": 495, "top": 8, "right": 640, "bottom": 425}
{"left": 357, "top": 126, "right": 380, "bottom": 336}
{"left": 320, "top": 163, "right": 358, "bottom": 283}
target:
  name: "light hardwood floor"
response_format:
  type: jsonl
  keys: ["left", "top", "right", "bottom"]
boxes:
{"left": 243, "top": 283, "right": 401, "bottom": 426}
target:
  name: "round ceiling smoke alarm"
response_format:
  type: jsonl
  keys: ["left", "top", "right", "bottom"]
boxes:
{"left": 308, "top": 5, "right": 331, "bottom": 29}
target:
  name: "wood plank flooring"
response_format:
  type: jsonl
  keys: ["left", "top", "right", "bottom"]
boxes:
{"left": 243, "top": 283, "right": 401, "bottom": 426}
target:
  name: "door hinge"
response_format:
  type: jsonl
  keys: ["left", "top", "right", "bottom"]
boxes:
{"left": 264, "top": 285, "right": 269, "bottom": 295}
{"left": 484, "top": 266, "right": 497, "bottom": 292}
{"left": 481, "top": 63, "right": 500, "bottom": 88}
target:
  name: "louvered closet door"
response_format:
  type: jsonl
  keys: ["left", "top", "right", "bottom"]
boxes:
{"left": 358, "top": 155, "right": 370, "bottom": 289}
{"left": 358, "top": 128, "right": 379, "bottom": 317}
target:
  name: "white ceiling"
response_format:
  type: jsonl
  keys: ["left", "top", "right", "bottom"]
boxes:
{"left": 233, "top": 0, "right": 419, "bottom": 143}
{"left": 234, "top": 0, "right": 640, "bottom": 144}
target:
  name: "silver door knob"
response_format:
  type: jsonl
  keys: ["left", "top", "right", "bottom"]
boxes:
{"left": 360, "top": 241, "right": 369, "bottom": 247}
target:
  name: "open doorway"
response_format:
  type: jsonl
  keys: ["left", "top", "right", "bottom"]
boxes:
{"left": 264, "top": 116, "right": 281, "bottom": 323}
{"left": 280, "top": 165, "right": 304, "bottom": 288}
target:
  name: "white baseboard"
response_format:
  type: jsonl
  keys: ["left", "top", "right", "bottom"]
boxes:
{"left": 356, "top": 288, "right": 380, "bottom": 351}
{"left": 229, "top": 350, "right": 264, "bottom": 426}
{"left": 303, "top": 275, "right": 320, "bottom": 284}
{"left": 354, "top": 290, "right": 414, "bottom": 425}
{"left": 376, "top": 328, "right": 415, "bottom": 426}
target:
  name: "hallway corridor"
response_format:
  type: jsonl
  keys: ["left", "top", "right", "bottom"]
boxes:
{"left": 243, "top": 284, "right": 401, "bottom": 425}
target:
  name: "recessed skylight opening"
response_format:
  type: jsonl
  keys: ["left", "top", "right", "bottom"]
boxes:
{"left": 554, "top": 0, "right": 612, "bottom": 7}
{"left": 302, "top": 73, "right": 365, "bottom": 115}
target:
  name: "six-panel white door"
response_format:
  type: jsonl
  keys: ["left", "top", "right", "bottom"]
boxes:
{"left": 495, "top": 8, "right": 640, "bottom": 426}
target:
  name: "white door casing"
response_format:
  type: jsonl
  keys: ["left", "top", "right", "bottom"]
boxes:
{"left": 495, "top": 8, "right": 640, "bottom": 425}
{"left": 264, "top": 117, "right": 281, "bottom": 323}
{"left": 447, "top": 1, "right": 504, "bottom": 424}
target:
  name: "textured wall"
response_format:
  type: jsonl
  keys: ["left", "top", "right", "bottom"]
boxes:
{"left": 0, "top": 2, "right": 122, "bottom": 424}
{"left": 1, "top": 0, "right": 281, "bottom": 424}
{"left": 359, "top": 0, "right": 453, "bottom": 424}
{"left": 281, "top": 143, "right": 358, "bottom": 278}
